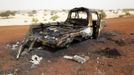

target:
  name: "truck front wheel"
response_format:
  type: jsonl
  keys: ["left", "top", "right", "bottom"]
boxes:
{"left": 92, "top": 26, "right": 100, "bottom": 39}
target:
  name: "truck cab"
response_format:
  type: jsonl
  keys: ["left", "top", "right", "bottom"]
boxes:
{"left": 65, "top": 7, "right": 102, "bottom": 38}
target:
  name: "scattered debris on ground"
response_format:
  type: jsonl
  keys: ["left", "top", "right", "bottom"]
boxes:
{"left": 6, "top": 41, "right": 20, "bottom": 50}
{"left": 107, "top": 37, "right": 126, "bottom": 46}
{"left": 64, "top": 55, "right": 89, "bottom": 64}
{"left": 96, "top": 57, "right": 104, "bottom": 65}
{"left": 97, "top": 37, "right": 107, "bottom": 43}
{"left": 95, "top": 47, "right": 121, "bottom": 58}
{"left": 30, "top": 55, "right": 43, "bottom": 68}
{"left": 114, "top": 39, "right": 126, "bottom": 46}
{"left": 95, "top": 67, "right": 105, "bottom": 75}
{"left": 103, "top": 31, "right": 121, "bottom": 36}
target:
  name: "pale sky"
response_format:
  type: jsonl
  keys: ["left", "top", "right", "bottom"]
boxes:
{"left": 0, "top": 0, "right": 134, "bottom": 10}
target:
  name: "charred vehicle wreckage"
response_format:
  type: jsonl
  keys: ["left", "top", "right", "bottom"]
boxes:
{"left": 16, "top": 7, "right": 105, "bottom": 59}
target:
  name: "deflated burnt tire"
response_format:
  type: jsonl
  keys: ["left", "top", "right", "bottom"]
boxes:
{"left": 92, "top": 27, "right": 100, "bottom": 39}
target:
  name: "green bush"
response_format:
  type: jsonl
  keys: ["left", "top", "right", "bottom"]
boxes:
{"left": 125, "top": 11, "right": 131, "bottom": 16}
{"left": 0, "top": 10, "right": 16, "bottom": 18}
{"left": 32, "top": 18, "right": 39, "bottom": 23}
{"left": 28, "top": 10, "right": 37, "bottom": 17}
{"left": 119, "top": 11, "right": 133, "bottom": 18}
{"left": 119, "top": 15, "right": 124, "bottom": 18}
{"left": 32, "top": 10, "right": 37, "bottom": 14}
{"left": 100, "top": 10, "right": 107, "bottom": 19}
{"left": 50, "top": 15, "right": 59, "bottom": 21}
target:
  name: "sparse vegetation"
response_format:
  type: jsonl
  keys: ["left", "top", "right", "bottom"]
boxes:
{"left": 50, "top": 15, "right": 59, "bottom": 21}
{"left": 62, "top": 9, "right": 69, "bottom": 13}
{"left": 44, "top": 19, "right": 47, "bottom": 21}
{"left": 32, "top": 10, "right": 37, "bottom": 14}
{"left": 50, "top": 10, "right": 57, "bottom": 15}
{"left": 0, "top": 10, "right": 16, "bottom": 18}
{"left": 125, "top": 11, "right": 131, "bottom": 16}
{"left": 119, "top": 11, "right": 133, "bottom": 18}
{"left": 32, "top": 18, "right": 39, "bottom": 23}
{"left": 100, "top": 10, "right": 107, "bottom": 19}
{"left": 119, "top": 15, "right": 124, "bottom": 18}
{"left": 28, "top": 10, "right": 37, "bottom": 17}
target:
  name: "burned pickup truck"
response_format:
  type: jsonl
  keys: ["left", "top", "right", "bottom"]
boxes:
{"left": 16, "top": 7, "right": 105, "bottom": 59}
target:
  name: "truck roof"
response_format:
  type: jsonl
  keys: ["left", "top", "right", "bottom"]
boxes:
{"left": 70, "top": 7, "right": 97, "bottom": 13}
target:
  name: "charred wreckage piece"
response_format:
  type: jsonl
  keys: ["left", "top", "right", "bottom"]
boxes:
{"left": 16, "top": 7, "right": 105, "bottom": 59}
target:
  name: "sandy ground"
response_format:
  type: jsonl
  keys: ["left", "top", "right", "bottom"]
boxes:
{"left": 0, "top": 12, "right": 68, "bottom": 26}
{"left": 0, "top": 17, "right": 134, "bottom": 75}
